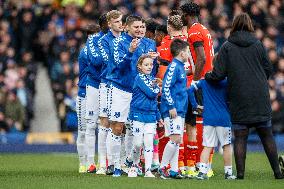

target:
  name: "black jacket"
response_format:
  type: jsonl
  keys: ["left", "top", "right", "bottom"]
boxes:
{"left": 205, "top": 31, "right": 273, "bottom": 124}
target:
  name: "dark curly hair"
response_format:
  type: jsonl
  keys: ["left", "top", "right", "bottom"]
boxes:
{"left": 180, "top": 2, "right": 200, "bottom": 17}
{"left": 98, "top": 13, "right": 107, "bottom": 28}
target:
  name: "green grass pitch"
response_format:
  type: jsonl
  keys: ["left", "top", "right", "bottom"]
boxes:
{"left": 0, "top": 153, "right": 283, "bottom": 189}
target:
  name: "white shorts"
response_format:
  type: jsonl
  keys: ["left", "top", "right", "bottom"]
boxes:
{"left": 131, "top": 120, "right": 157, "bottom": 136}
{"left": 76, "top": 96, "right": 86, "bottom": 131}
{"left": 99, "top": 83, "right": 108, "bottom": 118}
{"left": 85, "top": 85, "right": 100, "bottom": 121}
{"left": 202, "top": 126, "right": 232, "bottom": 147}
{"left": 108, "top": 85, "right": 132, "bottom": 122}
{"left": 164, "top": 116, "right": 185, "bottom": 137}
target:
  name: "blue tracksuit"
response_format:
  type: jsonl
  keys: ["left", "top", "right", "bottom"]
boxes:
{"left": 187, "top": 79, "right": 231, "bottom": 127}
{"left": 86, "top": 32, "right": 104, "bottom": 89}
{"left": 161, "top": 58, "right": 188, "bottom": 118}
{"left": 109, "top": 33, "right": 157, "bottom": 92}
{"left": 98, "top": 30, "right": 122, "bottom": 84}
{"left": 129, "top": 73, "right": 161, "bottom": 123}
{"left": 77, "top": 46, "right": 88, "bottom": 97}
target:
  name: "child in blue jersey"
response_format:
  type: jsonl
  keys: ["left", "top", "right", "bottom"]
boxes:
{"left": 127, "top": 54, "right": 163, "bottom": 178}
{"left": 188, "top": 78, "right": 236, "bottom": 180}
{"left": 159, "top": 39, "right": 190, "bottom": 179}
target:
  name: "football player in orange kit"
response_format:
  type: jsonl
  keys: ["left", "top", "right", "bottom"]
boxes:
{"left": 180, "top": 2, "right": 215, "bottom": 178}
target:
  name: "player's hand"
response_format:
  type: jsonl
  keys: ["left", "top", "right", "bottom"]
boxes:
{"left": 129, "top": 38, "right": 140, "bottom": 52}
{"left": 153, "top": 78, "right": 163, "bottom": 87}
{"left": 169, "top": 108, "right": 177, "bottom": 119}
{"left": 193, "top": 105, "right": 203, "bottom": 115}
{"left": 191, "top": 80, "right": 199, "bottom": 88}
{"left": 148, "top": 51, "right": 159, "bottom": 59}
{"left": 158, "top": 119, "right": 164, "bottom": 128}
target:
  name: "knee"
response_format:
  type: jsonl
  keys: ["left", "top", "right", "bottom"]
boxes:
{"left": 100, "top": 117, "right": 109, "bottom": 128}
{"left": 111, "top": 122, "right": 124, "bottom": 135}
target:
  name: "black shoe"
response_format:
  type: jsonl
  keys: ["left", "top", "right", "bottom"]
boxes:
{"left": 106, "top": 165, "right": 114, "bottom": 175}
{"left": 274, "top": 172, "right": 284, "bottom": 179}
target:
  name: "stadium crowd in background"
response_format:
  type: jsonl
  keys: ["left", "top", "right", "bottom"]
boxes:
{"left": 0, "top": 0, "right": 284, "bottom": 133}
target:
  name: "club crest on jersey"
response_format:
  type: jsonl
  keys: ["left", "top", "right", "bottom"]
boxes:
{"left": 176, "top": 125, "right": 181, "bottom": 130}
{"left": 114, "top": 112, "right": 120, "bottom": 118}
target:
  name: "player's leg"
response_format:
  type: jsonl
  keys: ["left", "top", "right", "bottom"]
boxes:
{"left": 216, "top": 126, "right": 236, "bottom": 179}
{"left": 128, "top": 121, "right": 143, "bottom": 177}
{"left": 144, "top": 122, "right": 156, "bottom": 177}
{"left": 76, "top": 96, "right": 87, "bottom": 173}
{"left": 85, "top": 85, "right": 100, "bottom": 173}
{"left": 109, "top": 85, "right": 132, "bottom": 177}
{"left": 97, "top": 83, "right": 110, "bottom": 175}
{"left": 151, "top": 132, "right": 160, "bottom": 171}
{"left": 185, "top": 103, "right": 198, "bottom": 178}
{"left": 159, "top": 117, "right": 184, "bottom": 179}
{"left": 196, "top": 126, "right": 216, "bottom": 180}
{"left": 124, "top": 121, "right": 134, "bottom": 167}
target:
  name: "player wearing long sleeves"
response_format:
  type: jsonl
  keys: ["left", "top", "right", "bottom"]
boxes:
{"left": 84, "top": 25, "right": 106, "bottom": 173}
{"left": 107, "top": 15, "right": 159, "bottom": 177}
{"left": 159, "top": 39, "right": 189, "bottom": 179}
{"left": 76, "top": 24, "right": 101, "bottom": 173}
{"left": 96, "top": 11, "right": 124, "bottom": 175}
{"left": 127, "top": 54, "right": 162, "bottom": 178}
{"left": 180, "top": 2, "right": 215, "bottom": 177}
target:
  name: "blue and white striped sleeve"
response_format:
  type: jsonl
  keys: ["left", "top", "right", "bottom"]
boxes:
{"left": 98, "top": 35, "right": 109, "bottom": 65}
{"left": 137, "top": 74, "right": 160, "bottom": 99}
{"left": 87, "top": 34, "right": 102, "bottom": 67}
{"left": 115, "top": 37, "right": 133, "bottom": 69}
{"left": 163, "top": 62, "right": 177, "bottom": 109}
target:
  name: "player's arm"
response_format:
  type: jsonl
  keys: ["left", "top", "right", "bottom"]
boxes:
{"left": 116, "top": 39, "right": 134, "bottom": 70}
{"left": 163, "top": 64, "right": 177, "bottom": 118}
{"left": 98, "top": 36, "right": 110, "bottom": 66}
{"left": 137, "top": 75, "right": 160, "bottom": 99}
{"left": 205, "top": 45, "right": 227, "bottom": 82}
{"left": 187, "top": 80, "right": 202, "bottom": 109}
{"left": 87, "top": 37, "right": 103, "bottom": 67}
{"left": 193, "top": 43, "right": 206, "bottom": 81}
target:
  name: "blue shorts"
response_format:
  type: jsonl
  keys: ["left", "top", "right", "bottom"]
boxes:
{"left": 232, "top": 120, "right": 271, "bottom": 130}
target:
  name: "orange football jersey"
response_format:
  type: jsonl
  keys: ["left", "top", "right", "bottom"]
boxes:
{"left": 187, "top": 23, "right": 214, "bottom": 82}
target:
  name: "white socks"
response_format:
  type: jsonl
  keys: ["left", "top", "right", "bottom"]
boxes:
{"left": 106, "top": 128, "right": 113, "bottom": 166}
{"left": 125, "top": 126, "right": 134, "bottom": 158}
{"left": 224, "top": 166, "right": 233, "bottom": 175}
{"left": 120, "top": 134, "right": 126, "bottom": 166}
{"left": 160, "top": 140, "right": 179, "bottom": 170}
{"left": 76, "top": 96, "right": 86, "bottom": 166}
{"left": 110, "top": 132, "right": 122, "bottom": 169}
{"left": 77, "top": 129, "right": 86, "bottom": 166}
{"left": 132, "top": 133, "right": 143, "bottom": 165}
{"left": 98, "top": 126, "right": 108, "bottom": 168}
{"left": 144, "top": 133, "right": 154, "bottom": 171}
{"left": 199, "top": 163, "right": 208, "bottom": 174}
{"left": 85, "top": 119, "right": 97, "bottom": 167}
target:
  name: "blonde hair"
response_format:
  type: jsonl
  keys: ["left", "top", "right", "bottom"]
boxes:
{"left": 137, "top": 54, "right": 152, "bottom": 73}
{"left": 106, "top": 10, "right": 122, "bottom": 22}
{"left": 167, "top": 15, "right": 183, "bottom": 31}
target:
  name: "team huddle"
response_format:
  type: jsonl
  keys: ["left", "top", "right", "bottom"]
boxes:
{"left": 76, "top": 2, "right": 236, "bottom": 180}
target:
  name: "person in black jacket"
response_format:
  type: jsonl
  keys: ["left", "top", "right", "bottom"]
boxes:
{"left": 205, "top": 13, "right": 283, "bottom": 179}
